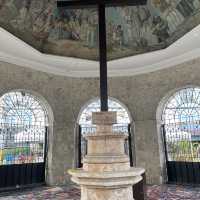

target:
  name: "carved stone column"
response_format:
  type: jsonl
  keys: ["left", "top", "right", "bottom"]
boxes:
{"left": 69, "top": 111, "right": 145, "bottom": 200}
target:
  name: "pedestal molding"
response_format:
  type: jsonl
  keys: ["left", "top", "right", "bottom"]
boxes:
{"left": 84, "top": 133, "right": 128, "bottom": 139}
{"left": 84, "top": 155, "right": 129, "bottom": 163}
{"left": 68, "top": 112, "right": 145, "bottom": 200}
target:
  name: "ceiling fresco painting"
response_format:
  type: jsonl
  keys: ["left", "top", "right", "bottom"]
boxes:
{"left": 0, "top": 0, "right": 200, "bottom": 60}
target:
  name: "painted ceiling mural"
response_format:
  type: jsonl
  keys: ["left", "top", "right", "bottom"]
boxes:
{"left": 0, "top": 0, "right": 200, "bottom": 60}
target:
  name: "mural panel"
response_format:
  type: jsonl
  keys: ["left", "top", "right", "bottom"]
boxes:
{"left": 0, "top": 0, "right": 200, "bottom": 60}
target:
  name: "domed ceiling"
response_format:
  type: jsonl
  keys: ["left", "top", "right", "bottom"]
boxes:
{"left": 0, "top": 0, "right": 200, "bottom": 61}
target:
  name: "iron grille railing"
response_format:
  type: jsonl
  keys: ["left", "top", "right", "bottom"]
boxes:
{"left": 163, "top": 124, "right": 200, "bottom": 162}
{"left": 162, "top": 88, "right": 200, "bottom": 184}
{"left": 0, "top": 124, "right": 47, "bottom": 165}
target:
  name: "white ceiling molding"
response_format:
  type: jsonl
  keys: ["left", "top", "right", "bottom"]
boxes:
{"left": 0, "top": 25, "right": 200, "bottom": 77}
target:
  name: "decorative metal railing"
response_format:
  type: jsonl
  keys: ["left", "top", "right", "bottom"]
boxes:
{"left": 163, "top": 123, "right": 200, "bottom": 162}
{"left": 0, "top": 124, "right": 47, "bottom": 165}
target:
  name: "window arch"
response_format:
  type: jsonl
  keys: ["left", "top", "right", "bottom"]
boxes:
{"left": 162, "top": 87, "right": 200, "bottom": 126}
{"left": 159, "top": 87, "right": 200, "bottom": 184}
{"left": 0, "top": 90, "right": 49, "bottom": 165}
{"left": 0, "top": 91, "right": 48, "bottom": 127}
{"left": 162, "top": 87, "right": 200, "bottom": 147}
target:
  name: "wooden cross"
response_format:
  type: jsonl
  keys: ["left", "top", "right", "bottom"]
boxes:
{"left": 57, "top": 0, "right": 147, "bottom": 111}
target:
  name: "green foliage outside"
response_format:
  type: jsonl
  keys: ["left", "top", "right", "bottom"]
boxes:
{"left": 168, "top": 140, "right": 200, "bottom": 162}
{"left": 0, "top": 150, "right": 2, "bottom": 164}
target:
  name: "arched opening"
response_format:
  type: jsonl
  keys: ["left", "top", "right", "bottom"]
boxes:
{"left": 75, "top": 97, "right": 135, "bottom": 168}
{"left": 0, "top": 90, "right": 53, "bottom": 189}
{"left": 158, "top": 87, "right": 200, "bottom": 184}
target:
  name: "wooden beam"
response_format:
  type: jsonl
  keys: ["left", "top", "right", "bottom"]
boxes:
{"left": 98, "top": 4, "right": 108, "bottom": 111}
{"left": 57, "top": 0, "right": 147, "bottom": 8}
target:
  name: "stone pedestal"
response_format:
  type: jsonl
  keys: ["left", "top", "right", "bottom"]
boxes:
{"left": 69, "top": 112, "right": 145, "bottom": 200}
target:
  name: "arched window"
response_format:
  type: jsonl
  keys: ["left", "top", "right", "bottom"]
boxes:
{"left": 0, "top": 91, "right": 48, "bottom": 165}
{"left": 163, "top": 88, "right": 200, "bottom": 126}
{"left": 77, "top": 98, "right": 133, "bottom": 167}
{"left": 161, "top": 87, "right": 200, "bottom": 184}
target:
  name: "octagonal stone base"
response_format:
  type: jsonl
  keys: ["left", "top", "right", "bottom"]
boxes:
{"left": 69, "top": 112, "right": 145, "bottom": 200}
{"left": 81, "top": 186, "right": 133, "bottom": 200}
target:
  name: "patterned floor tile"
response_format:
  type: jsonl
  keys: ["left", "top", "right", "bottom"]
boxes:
{"left": 0, "top": 185, "right": 199, "bottom": 200}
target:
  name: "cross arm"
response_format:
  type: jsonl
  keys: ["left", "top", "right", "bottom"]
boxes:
{"left": 57, "top": 0, "right": 147, "bottom": 8}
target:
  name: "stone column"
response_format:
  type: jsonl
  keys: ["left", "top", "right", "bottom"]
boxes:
{"left": 69, "top": 111, "right": 145, "bottom": 200}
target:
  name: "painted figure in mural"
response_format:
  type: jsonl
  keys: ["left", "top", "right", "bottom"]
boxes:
{"left": 73, "top": 11, "right": 84, "bottom": 41}
{"left": 0, "top": 0, "right": 18, "bottom": 23}
{"left": 140, "top": 13, "right": 158, "bottom": 46}
{"left": 130, "top": 8, "right": 143, "bottom": 45}
{"left": 0, "top": 0, "right": 5, "bottom": 10}
{"left": 29, "top": 0, "right": 46, "bottom": 19}
{"left": 153, "top": 0, "right": 184, "bottom": 34}
{"left": 193, "top": 0, "right": 200, "bottom": 10}
{"left": 137, "top": 7, "right": 152, "bottom": 47}
{"left": 86, "top": 10, "right": 98, "bottom": 48}
{"left": 57, "top": 10, "right": 73, "bottom": 40}
{"left": 70, "top": 11, "right": 83, "bottom": 41}
{"left": 11, "top": 0, "right": 32, "bottom": 31}
{"left": 46, "top": 17, "right": 57, "bottom": 41}
{"left": 80, "top": 16, "right": 89, "bottom": 42}
{"left": 32, "top": 1, "right": 54, "bottom": 40}
{"left": 165, "top": 0, "right": 184, "bottom": 33}
{"left": 121, "top": 7, "right": 148, "bottom": 47}
{"left": 152, "top": 16, "right": 169, "bottom": 43}
{"left": 107, "top": 21, "right": 115, "bottom": 50}
{"left": 152, "top": 0, "right": 169, "bottom": 12}
{"left": 121, "top": 7, "right": 133, "bottom": 45}
{"left": 176, "top": 0, "right": 195, "bottom": 17}
{"left": 113, "top": 25, "right": 124, "bottom": 48}
{"left": 56, "top": 19, "right": 65, "bottom": 40}
{"left": 138, "top": 6, "right": 151, "bottom": 24}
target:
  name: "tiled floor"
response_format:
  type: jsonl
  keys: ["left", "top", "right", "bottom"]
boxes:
{"left": 0, "top": 185, "right": 199, "bottom": 200}
{"left": 147, "top": 185, "right": 200, "bottom": 200}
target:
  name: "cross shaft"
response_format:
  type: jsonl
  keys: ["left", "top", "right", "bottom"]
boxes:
{"left": 57, "top": 0, "right": 147, "bottom": 111}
